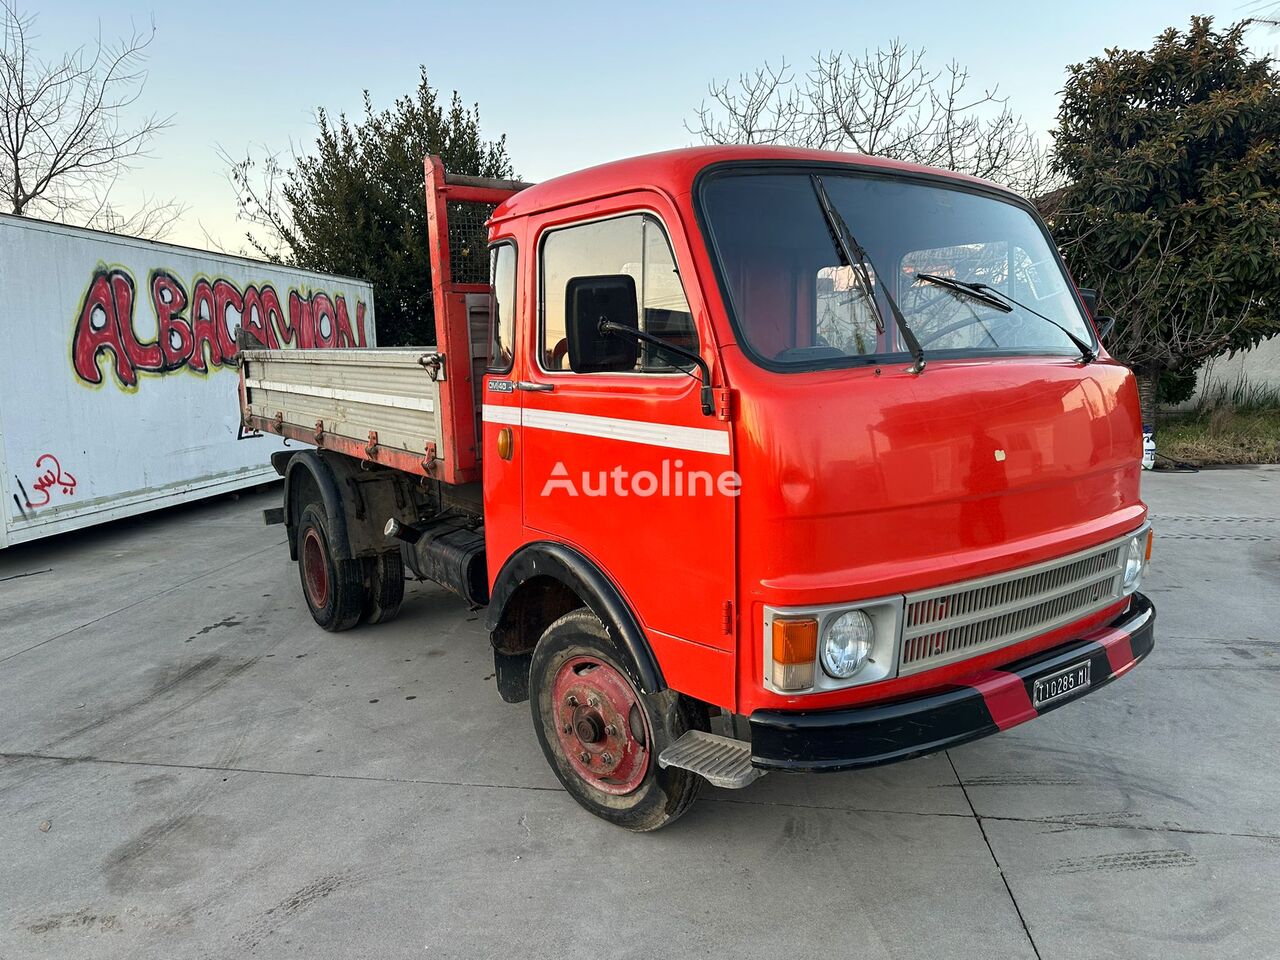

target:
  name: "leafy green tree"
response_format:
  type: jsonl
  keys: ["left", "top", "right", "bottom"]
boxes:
{"left": 228, "top": 68, "right": 514, "bottom": 345}
{"left": 1049, "top": 17, "right": 1280, "bottom": 428}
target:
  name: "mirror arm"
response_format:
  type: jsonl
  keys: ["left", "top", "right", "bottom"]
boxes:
{"left": 1095, "top": 316, "right": 1116, "bottom": 341}
{"left": 599, "top": 320, "right": 715, "bottom": 416}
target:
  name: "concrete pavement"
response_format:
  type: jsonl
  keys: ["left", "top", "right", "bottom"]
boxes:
{"left": 1, "top": 468, "right": 1277, "bottom": 959}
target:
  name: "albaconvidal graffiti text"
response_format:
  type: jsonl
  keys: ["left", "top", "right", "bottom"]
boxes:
{"left": 72, "top": 267, "right": 369, "bottom": 390}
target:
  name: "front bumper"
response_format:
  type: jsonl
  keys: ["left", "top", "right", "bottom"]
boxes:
{"left": 749, "top": 592, "right": 1155, "bottom": 772}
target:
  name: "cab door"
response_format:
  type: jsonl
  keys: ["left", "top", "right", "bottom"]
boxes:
{"left": 517, "top": 196, "right": 737, "bottom": 700}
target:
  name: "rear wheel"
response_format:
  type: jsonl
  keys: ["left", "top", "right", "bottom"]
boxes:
{"left": 529, "top": 608, "right": 706, "bottom": 831}
{"left": 297, "top": 504, "right": 364, "bottom": 632}
{"left": 361, "top": 550, "right": 405, "bottom": 624}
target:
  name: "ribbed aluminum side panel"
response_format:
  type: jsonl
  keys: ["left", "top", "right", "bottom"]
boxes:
{"left": 899, "top": 537, "right": 1129, "bottom": 675}
{"left": 243, "top": 348, "right": 442, "bottom": 460}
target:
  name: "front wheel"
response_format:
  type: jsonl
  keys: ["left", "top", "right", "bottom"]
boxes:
{"left": 529, "top": 608, "right": 707, "bottom": 831}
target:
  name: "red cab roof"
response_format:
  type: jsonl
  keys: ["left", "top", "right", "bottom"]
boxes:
{"left": 491, "top": 145, "right": 1016, "bottom": 222}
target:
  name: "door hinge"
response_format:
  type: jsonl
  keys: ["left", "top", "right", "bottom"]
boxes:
{"left": 419, "top": 352, "right": 445, "bottom": 381}
{"left": 721, "top": 599, "right": 734, "bottom": 634}
{"left": 715, "top": 388, "right": 734, "bottom": 422}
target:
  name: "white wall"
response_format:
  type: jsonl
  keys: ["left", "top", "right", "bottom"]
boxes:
{"left": 1190, "top": 335, "right": 1280, "bottom": 402}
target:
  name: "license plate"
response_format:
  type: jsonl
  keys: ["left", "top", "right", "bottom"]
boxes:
{"left": 1032, "top": 659, "right": 1091, "bottom": 709}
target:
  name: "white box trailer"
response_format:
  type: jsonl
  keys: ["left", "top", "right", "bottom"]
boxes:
{"left": 0, "top": 214, "right": 377, "bottom": 548}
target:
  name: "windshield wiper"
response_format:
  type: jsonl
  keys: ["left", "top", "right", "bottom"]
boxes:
{"left": 810, "top": 175, "right": 926, "bottom": 375}
{"left": 971, "top": 282, "right": 1097, "bottom": 363}
{"left": 914, "top": 273, "right": 1013, "bottom": 314}
{"left": 935, "top": 277, "right": 1096, "bottom": 363}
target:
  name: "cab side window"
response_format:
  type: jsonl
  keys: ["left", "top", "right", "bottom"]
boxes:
{"left": 540, "top": 214, "right": 697, "bottom": 372}
{"left": 488, "top": 242, "right": 517, "bottom": 372}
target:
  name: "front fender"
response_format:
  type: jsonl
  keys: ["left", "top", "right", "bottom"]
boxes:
{"left": 486, "top": 540, "right": 666, "bottom": 696}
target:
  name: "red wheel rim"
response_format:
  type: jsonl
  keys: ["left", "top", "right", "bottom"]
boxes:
{"left": 551, "top": 655, "right": 651, "bottom": 796}
{"left": 301, "top": 527, "right": 329, "bottom": 608}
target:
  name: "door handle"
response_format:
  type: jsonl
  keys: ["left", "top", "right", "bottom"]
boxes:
{"left": 516, "top": 381, "right": 554, "bottom": 392}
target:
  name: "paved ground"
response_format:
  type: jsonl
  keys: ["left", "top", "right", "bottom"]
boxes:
{"left": 1, "top": 468, "right": 1277, "bottom": 960}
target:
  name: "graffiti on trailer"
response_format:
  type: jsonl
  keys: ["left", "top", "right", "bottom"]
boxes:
{"left": 23, "top": 454, "right": 77, "bottom": 508}
{"left": 71, "top": 266, "right": 369, "bottom": 390}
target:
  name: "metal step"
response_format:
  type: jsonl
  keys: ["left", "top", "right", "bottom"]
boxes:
{"left": 658, "top": 730, "right": 765, "bottom": 789}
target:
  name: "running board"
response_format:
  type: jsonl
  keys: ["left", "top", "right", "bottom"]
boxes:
{"left": 658, "top": 730, "right": 765, "bottom": 789}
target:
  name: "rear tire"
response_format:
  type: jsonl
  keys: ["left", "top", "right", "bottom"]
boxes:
{"left": 362, "top": 550, "right": 405, "bottom": 624}
{"left": 529, "top": 608, "right": 707, "bottom": 831}
{"left": 297, "top": 504, "right": 364, "bottom": 632}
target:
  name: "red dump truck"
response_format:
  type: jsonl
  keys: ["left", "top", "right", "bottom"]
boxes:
{"left": 238, "top": 147, "right": 1155, "bottom": 830}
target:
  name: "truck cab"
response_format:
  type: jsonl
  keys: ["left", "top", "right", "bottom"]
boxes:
{"left": 242, "top": 146, "right": 1155, "bottom": 831}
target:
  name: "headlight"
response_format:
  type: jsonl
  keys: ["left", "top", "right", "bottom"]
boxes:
{"left": 766, "top": 596, "right": 903, "bottom": 693}
{"left": 821, "top": 610, "right": 874, "bottom": 678}
{"left": 1122, "top": 535, "right": 1144, "bottom": 593}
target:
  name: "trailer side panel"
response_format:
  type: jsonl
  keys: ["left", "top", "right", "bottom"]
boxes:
{"left": 0, "top": 214, "right": 377, "bottom": 546}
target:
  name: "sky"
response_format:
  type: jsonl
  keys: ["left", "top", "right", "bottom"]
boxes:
{"left": 22, "top": 0, "right": 1271, "bottom": 250}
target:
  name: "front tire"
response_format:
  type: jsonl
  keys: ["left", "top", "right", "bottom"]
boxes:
{"left": 529, "top": 608, "right": 706, "bottom": 831}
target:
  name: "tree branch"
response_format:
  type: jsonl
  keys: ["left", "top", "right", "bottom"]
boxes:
{"left": 0, "top": 0, "right": 180, "bottom": 237}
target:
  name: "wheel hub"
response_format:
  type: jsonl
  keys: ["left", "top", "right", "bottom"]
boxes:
{"left": 301, "top": 528, "right": 329, "bottom": 608}
{"left": 574, "top": 712, "right": 605, "bottom": 744}
{"left": 551, "top": 655, "right": 651, "bottom": 795}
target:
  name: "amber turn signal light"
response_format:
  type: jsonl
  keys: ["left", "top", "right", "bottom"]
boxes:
{"left": 771, "top": 618, "right": 817, "bottom": 691}
{"left": 772, "top": 618, "right": 817, "bottom": 663}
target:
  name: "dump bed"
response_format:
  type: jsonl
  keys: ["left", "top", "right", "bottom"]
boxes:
{"left": 240, "top": 345, "right": 446, "bottom": 476}
{"left": 236, "top": 158, "right": 529, "bottom": 486}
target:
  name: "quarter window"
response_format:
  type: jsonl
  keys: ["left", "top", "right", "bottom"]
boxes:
{"left": 488, "top": 243, "right": 517, "bottom": 372}
{"left": 540, "top": 214, "right": 697, "bottom": 372}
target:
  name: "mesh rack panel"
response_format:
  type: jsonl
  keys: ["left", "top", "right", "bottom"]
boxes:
{"left": 448, "top": 200, "right": 498, "bottom": 285}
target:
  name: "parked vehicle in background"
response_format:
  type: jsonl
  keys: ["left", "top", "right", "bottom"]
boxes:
{"left": 0, "top": 215, "right": 376, "bottom": 548}
{"left": 240, "top": 147, "right": 1155, "bottom": 830}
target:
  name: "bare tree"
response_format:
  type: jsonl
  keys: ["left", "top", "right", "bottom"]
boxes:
{"left": 0, "top": 1, "right": 181, "bottom": 238}
{"left": 219, "top": 144, "right": 295, "bottom": 261}
{"left": 687, "top": 42, "right": 1052, "bottom": 196}
{"left": 1245, "top": 2, "right": 1280, "bottom": 28}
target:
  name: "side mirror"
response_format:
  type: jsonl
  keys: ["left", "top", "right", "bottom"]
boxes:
{"left": 566, "top": 274, "right": 639, "bottom": 373}
{"left": 1078, "top": 287, "right": 1098, "bottom": 319}
{"left": 1094, "top": 316, "right": 1116, "bottom": 341}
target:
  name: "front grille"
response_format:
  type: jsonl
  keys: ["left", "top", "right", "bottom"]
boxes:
{"left": 898, "top": 536, "right": 1131, "bottom": 674}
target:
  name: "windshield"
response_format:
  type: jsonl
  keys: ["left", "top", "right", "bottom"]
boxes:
{"left": 699, "top": 169, "right": 1096, "bottom": 368}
